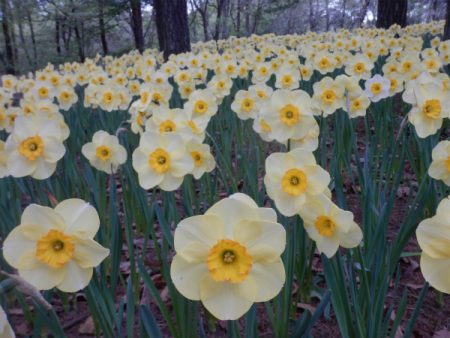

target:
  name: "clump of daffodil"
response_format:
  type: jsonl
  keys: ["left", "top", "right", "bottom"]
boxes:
{"left": 3, "top": 199, "right": 109, "bottom": 292}
{"left": 170, "top": 193, "right": 286, "bottom": 320}
{"left": 81, "top": 130, "right": 127, "bottom": 174}
{"left": 132, "top": 131, "right": 194, "bottom": 191}
{"left": 364, "top": 74, "right": 391, "bottom": 102}
{"left": 416, "top": 196, "right": 450, "bottom": 294}
{"left": 428, "top": 140, "right": 450, "bottom": 186}
{"left": 5, "top": 115, "right": 66, "bottom": 179}
{"left": 264, "top": 148, "right": 331, "bottom": 217}
{"left": 259, "top": 89, "right": 318, "bottom": 143}
{"left": 299, "top": 194, "right": 362, "bottom": 257}
{"left": 402, "top": 72, "right": 450, "bottom": 138}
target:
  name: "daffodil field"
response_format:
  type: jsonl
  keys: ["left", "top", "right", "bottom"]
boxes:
{"left": 1, "top": 19, "right": 450, "bottom": 337}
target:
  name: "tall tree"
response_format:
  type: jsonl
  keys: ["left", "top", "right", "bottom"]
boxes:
{"left": 445, "top": 0, "right": 450, "bottom": 40}
{"left": 130, "top": 0, "right": 144, "bottom": 52}
{"left": 98, "top": 0, "right": 108, "bottom": 55}
{"left": 376, "top": 0, "right": 407, "bottom": 28}
{"left": 192, "top": 0, "right": 209, "bottom": 41}
{"left": 0, "top": 0, "right": 15, "bottom": 74}
{"left": 154, "top": 0, "right": 191, "bottom": 60}
{"left": 55, "top": 13, "right": 62, "bottom": 56}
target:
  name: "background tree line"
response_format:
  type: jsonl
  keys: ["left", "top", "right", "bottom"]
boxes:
{"left": 0, "top": 0, "right": 449, "bottom": 74}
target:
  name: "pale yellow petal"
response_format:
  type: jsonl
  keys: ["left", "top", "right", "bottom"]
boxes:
{"left": 73, "top": 239, "right": 109, "bottom": 268}
{"left": 19, "top": 262, "right": 64, "bottom": 290}
{"left": 54, "top": 199, "right": 100, "bottom": 239}
{"left": 170, "top": 254, "right": 209, "bottom": 300}
{"left": 3, "top": 226, "right": 36, "bottom": 268}
{"left": 200, "top": 277, "right": 256, "bottom": 320}
{"left": 249, "top": 260, "right": 285, "bottom": 302}
{"left": 175, "top": 214, "right": 223, "bottom": 261}
{"left": 417, "top": 216, "right": 450, "bottom": 259}
{"left": 233, "top": 220, "right": 285, "bottom": 262}
{"left": 57, "top": 260, "right": 93, "bottom": 292}
{"left": 21, "top": 204, "right": 65, "bottom": 239}
{"left": 420, "top": 252, "right": 450, "bottom": 294}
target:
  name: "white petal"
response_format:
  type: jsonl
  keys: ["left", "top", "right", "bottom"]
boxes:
{"left": 73, "top": 239, "right": 109, "bottom": 268}
{"left": 200, "top": 277, "right": 256, "bottom": 320}
{"left": 57, "top": 260, "right": 93, "bottom": 292}
{"left": 170, "top": 255, "right": 209, "bottom": 300}
{"left": 54, "top": 199, "right": 100, "bottom": 239}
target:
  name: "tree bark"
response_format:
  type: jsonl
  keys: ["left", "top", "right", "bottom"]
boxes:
{"left": 26, "top": 5, "right": 37, "bottom": 65}
{"left": 213, "top": 0, "right": 226, "bottom": 40}
{"left": 130, "top": 0, "right": 144, "bottom": 52}
{"left": 192, "top": 0, "right": 209, "bottom": 42}
{"left": 376, "top": 0, "right": 407, "bottom": 28}
{"left": 308, "top": 0, "right": 315, "bottom": 31}
{"left": 0, "top": 0, "right": 15, "bottom": 74}
{"left": 98, "top": 0, "right": 108, "bottom": 55}
{"left": 55, "top": 14, "right": 62, "bottom": 56}
{"left": 15, "top": 0, "right": 32, "bottom": 67}
{"left": 325, "top": 0, "right": 330, "bottom": 30}
{"left": 236, "top": 0, "right": 241, "bottom": 37}
{"left": 341, "top": 0, "right": 346, "bottom": 27}
{"left": 154, "top": 0, "right": 191, "bottom": 60}
{"left": 445, "top": 0, "right": 450, "bottom": 40}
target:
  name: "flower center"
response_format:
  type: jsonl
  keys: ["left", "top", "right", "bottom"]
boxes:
{"left": 279, "top": 104, "right": 300, "bottom": 126}
{"left": 194, "top": 100, "right": 208, "bottom": 114}
{"left": 351, "top": 99, "right": 361, "bottom": 111}
{"left": 319, "top": 57, "right": 330, "bottom": 69}
{"left": 36, "top": 229, "right": 75, "bottom": 268}
{"left": 370, "top": 83, "right": 382, "bottom": 95}
{"left": 354, "top": 62, "right": 365, "bottom": 74}
{"left": 19, "top": 135, "right": 45, "bottom": 161}
{"left": 241, "top": 98, "right": 254, "bottom": 112}
{"left": 315, "top": 216, "right": 336, "bottom": 237}
{"left": 96, "top": 145, "right": 112, "bottom": 161}
{"left": 422, "top": 99, "right": 441, "bottom": 119}
{"left": 159, "top": 120, "right": 176, "bottom": 133}
{"left": 191, "top": 151, "right": 203, "bottom": 166}
{"left": 445, "top": 156, "right": 450, "bottom": 172}
{"left": 207, "top": 239, "right": 253, "bottom": 283}
{"left": 321, "top": 89, "right": 337, "bottom": 104}
{"left": 260, "top": 119, "right": 272, "bottom": 132}
{"left": 103, "top": 92, "right": 113, "bottom": 104}
{"left": 149, "top": 148, "right": 171, "bottom": 173}
{"left": 281, "top": 75, "right": 293, "bottom": 86}
{"left": 187, "top": 120, "right": 199, "bottom": 133}
{"left": 38, "top": 87, "right": 49, "bottom": 99}
{"left": 152, "top": 92, "right": 162, "bottom": 104}
{"left": 281, "top": 168, "right": 307, "bottom": 196}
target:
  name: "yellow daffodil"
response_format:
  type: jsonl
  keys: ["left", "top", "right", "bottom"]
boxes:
{"left": 416, "top": 196, "right": 450, "bottom": 293}
{"left": 81, "top": 130, "right": 127, "bottom": 174}
{"left": 264, "top": 148, "right": 330, "bottom": 217}
{"left": 132, "top": 131, "right": 194, "bottom": 191}
{"left": 170, "top": 193, "right": 286, "bottom": 320}
{"left": 428, "top": 140, "right": 450, "bottom": 185}
{"left": 3, "top": 199, "right": 109, "bottom": 292}
{"left": 5, "top": 116, "right": 66, "bottom": 179}
{"left": 299, "top": 194, "right": 362, "bottom": 257}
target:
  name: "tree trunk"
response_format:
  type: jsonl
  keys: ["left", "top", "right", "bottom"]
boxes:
{"left": 0, "top": 0, "right": 15, "bottom": 74}
{"left": 355, "top": 0, "right": 371, "bottom": 28}
{"left": 26, "top": 6, "right": 37, "bottom": 65}
{"left": 213, "top": 0, "right": 226, "bottom": 40}
{"left": 445, "top": 0, "right": 450, "bottom": 40}
{"left": 55, "top": 14, "right": 62, "bottom": 56}
{"left": 376, "top": 0, "right": 407, "bottom": 28}
{"left": 130, "top": 0, "right": 144, "bottom": 52}
{"left": 325, "top": 0, "right": 330, "bottom": 30}
{"left": 98, "top": 0, "right": 108, "bottom": 55}
{"left": 308, "top": 0, "right": 315, "bottom": 31}
{"left": 341, "top": 0, "right": 346, "bottom": 27}
{"left": 15, "top": 0, "right": 32, "bottom": 67}
{"left": 154, "top": 0, "right": 191, "bottom": 60}
{"left": 236, "top": 0, "right": 241, "bottom": 37}
{"left": 220, "top": 0, "right": 230, "bottom": 39}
